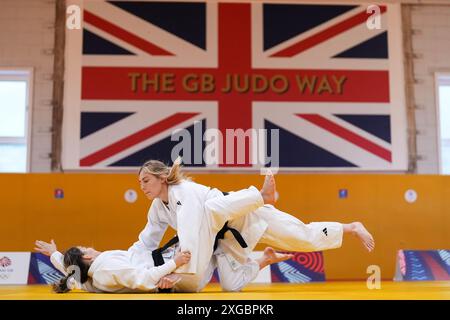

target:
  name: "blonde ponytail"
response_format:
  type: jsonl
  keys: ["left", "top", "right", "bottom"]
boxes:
{"left": 166, "top": 156, "right": 186, "bottom": 185}
{"left": 139, "top": 157, "right": 190, "bottom": 185}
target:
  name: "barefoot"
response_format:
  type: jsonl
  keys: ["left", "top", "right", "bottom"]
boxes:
{"left": 260, "top": 170, "right": 276, "bottom": 205}
{"left": 351, "top": 222, "right": 375, "bottom": 252}
{"left": 258, "top": 247, "right": 294, "bottom": 269}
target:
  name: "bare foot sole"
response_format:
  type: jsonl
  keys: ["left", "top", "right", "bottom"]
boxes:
{"left": 351, "top": 222, "right": 375, "bottom": 252}
{"left": 263, "top": 247, "right": 294, "bottom": 265}
{"left": 260, "top": 170, "right": 276, "bottom": 205}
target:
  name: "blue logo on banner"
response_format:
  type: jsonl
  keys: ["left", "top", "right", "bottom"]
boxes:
{"left": 339, "top": 189, "right": 348, "bottom": 199}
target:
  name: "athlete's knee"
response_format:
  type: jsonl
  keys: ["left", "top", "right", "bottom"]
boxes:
{"left": 205, "top": 198, "right": 228, "bottom": 229}
{"left": 220, "top": 281, "right": 244, "bottom": 292}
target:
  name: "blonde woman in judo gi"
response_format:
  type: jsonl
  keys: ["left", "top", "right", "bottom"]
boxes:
{"left": 34, "top": 239, "right": 292, "bottom": 293}
{"left": 131, "top": 157, "right": 278, "bottom": 292}
{"left": 133, "top": 157, "right": 375, "bottom": 292}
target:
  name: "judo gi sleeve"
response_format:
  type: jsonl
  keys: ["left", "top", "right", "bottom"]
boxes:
{"left": 93, "top": 260, "right": 177, "bottom": 291}
{"left": 128, "top": 201, "right": 169, "bottom": 254}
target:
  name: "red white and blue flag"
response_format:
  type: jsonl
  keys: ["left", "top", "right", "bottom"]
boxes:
{"left": 63, "top": 1, "right": 407, "bottom": 171}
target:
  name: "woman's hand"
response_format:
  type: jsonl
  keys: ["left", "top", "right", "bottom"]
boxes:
{"left": 174, "top": 250, "right": 191, "bottom": 268}
{"left": 157, "top": 274, "right": 181, "bottom": 289}
{"left": 34, "top": 239, "right": 57, "bottom": 256}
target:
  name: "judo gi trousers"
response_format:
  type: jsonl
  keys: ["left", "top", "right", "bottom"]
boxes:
{"left": 174, "top": 190, "right": 343, "bottom": 292}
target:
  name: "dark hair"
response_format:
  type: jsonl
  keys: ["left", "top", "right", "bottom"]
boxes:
{"left": 52, "top": 270, "right": 75, "bottom": 293}
{"left": 52, "top": 247, "right": 90, "bottom": 293}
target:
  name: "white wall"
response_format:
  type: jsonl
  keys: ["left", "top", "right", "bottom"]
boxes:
{"left": 410, "top": 5, "right": 450, "bottom": 173}
{"left": 0, "top": 0, "right": 55, "bottom": 172}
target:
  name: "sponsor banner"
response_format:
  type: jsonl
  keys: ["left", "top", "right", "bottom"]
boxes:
{"left": 210, "top": 251, "right": 325, "bottom": 284}
{"left": 0, "top": 253, "right": 64, "bottom": 286}
{"left": 0, "top": 252, "right": 31, "bottom": 285}
{"left": 28, "top": 253, "right": 64, "bottom": 285}
{"left": 394, "top": 250, "right": 450, "bottom": 281}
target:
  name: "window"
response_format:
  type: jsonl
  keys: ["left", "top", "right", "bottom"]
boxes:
{"left": 0, "top": 69, "right": 33, "bottom": 172}
{"left": 436, "top": 73, "right": 450, "bottom": 174}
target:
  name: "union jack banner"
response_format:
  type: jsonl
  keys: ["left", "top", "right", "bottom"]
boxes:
{"left": 63, "top": 0, "right": 407, "bottom": 171}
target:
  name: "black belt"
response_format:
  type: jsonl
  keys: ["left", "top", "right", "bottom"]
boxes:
{"left": 213, "top": 221, "right": 248, "bottom": 251}
{"left": 152, "top": 235, "right": 180, "bottom": 267}
{"left": 152, "top": 221, "right": 247, "bottom": 269}
{"left": 152, "top": 235, "right": 179, "bottom": 293}
{"left": 213, "top": 191, "right": 248, "bottom": 251}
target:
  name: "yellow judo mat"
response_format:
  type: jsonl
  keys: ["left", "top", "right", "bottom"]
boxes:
{"left": 1, "top": 281, "right": 449, "bottom": 300}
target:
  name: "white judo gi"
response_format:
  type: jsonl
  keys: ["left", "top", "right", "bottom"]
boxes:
{"left": 49, "top": 246, "right": 261, "bottom": 293}
{"left": 195, "top": 247, "right": 261, "bottom": 292}
{"left": 129, "top": 180, "right": 344, "bottom": 292}
{"left": 128, "top": 181, "right": 265, "bottom": 291}
{"left": 49, "top": 249, "right": 177, "bottom": 293}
